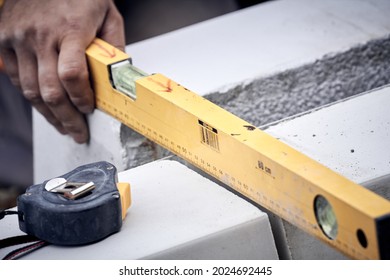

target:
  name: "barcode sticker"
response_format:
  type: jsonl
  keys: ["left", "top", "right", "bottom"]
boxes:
{"left": 198, "top": 120, "right": 220, "bottom": 151}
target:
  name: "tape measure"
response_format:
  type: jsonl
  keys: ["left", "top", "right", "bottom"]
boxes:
{"left": 17, "top": 161, "right": 131, "bottom": 246}
{"left": 86, "top": 38, "right": 390, "bottom": 259}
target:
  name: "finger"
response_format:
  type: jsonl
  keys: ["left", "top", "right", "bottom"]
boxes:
{"left": 0, "top": 48, "right": 20, "bottom": 88}
{"left": 15, "top": 47, "right": 67, "bottom": 135}
{"left": 99, "top": 3, "right": 125, "bottom": 51}
{"left": 38, "top": 47, "right": 89, "bottom": 143}
{"left": 58, "top": 35, "right": 95, "bottom": 114}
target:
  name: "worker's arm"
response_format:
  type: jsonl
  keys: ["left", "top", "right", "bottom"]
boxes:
{"left": 0, "top": 0, "right": 125, "bottom": 143}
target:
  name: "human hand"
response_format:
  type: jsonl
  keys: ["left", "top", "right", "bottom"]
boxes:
{"left": 0, "top": 0, "right": 125, "bottom": 143}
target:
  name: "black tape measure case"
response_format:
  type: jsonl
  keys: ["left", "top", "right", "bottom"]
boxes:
{"left": 17, "top": 161, "right": 124, "bottom": 245}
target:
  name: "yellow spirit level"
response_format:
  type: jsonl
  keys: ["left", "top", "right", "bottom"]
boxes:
{"left": 86, "top": 38, "right": 390, "bottom": 259}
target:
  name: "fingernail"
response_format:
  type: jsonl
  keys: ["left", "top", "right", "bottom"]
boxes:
{"left": 80, "top": 105, "right": 94, "bottom": 114}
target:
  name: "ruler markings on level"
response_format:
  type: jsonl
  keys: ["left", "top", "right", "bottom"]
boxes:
{"left": 87, "top": 39, "right": 390, "bottom": 259}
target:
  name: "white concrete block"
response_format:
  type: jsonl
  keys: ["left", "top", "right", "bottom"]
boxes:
{"left": 33, "top": 110, "right": 124, "bottom": 183}
{"left": 0, "top": 160, "right": 278, "bottom": 260}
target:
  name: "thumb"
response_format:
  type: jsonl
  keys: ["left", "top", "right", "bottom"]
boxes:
{"left": 99, "top": 3, "right": 125, "bottom": 52}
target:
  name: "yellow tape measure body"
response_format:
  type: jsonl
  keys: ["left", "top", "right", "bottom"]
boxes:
{"left": 86, "top": 39, "right": 390, "bottom": 259}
